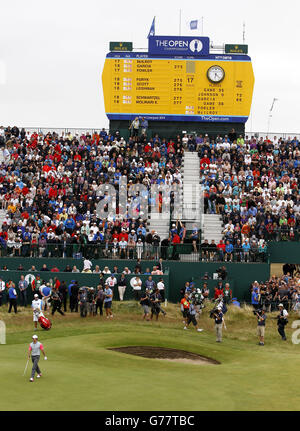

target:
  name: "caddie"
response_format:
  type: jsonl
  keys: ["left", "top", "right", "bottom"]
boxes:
{"left": 31, "top": 293, "right": 43, "bottom": 329}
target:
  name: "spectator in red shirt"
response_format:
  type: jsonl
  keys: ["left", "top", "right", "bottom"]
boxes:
{"left": 48, "top": 185, "right": 58, "bottom": 199}
{"left": 200, "top": 154, "right": 211, "bottom": 170}
{"left": 51, "top": 266, "right": 60, "bottom": 273}
{"left": 172, "top": 233, "right": 181, "bottom": 244}
{"left": 217, "top": 239, "right": 226, "bottom": 260}
{"left": 119, "top": 229, "right": 128, "bottom": 242}
{"left": 214, "top": 281, "right": 224, "bottom": 300}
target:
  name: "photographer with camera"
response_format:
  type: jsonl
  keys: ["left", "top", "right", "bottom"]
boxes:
{"left": 260, "top": 284, "right": 272, "bottom": 313}
{"left": 210, "top": 306, "right": 224, "bottom": 343}
{"left": 217, "top": 266, "right": 228, "bottom": 280}
{"left": 184, "top": 299, "right": 203, "bottom": 333}
{"left": 50, "top": 289, "right": 65, "bottom": 316}
{"left": 254, "top": 309, "right": 266, "bottom": 346}
{"left": 150, "top": 288, "right": 166, "bottom": 321}
{"left": 223, "top": 283, "right": 232, "bottom": 305}
{"left": 190, "top": 286, "right": 204, "bottom": 316}
{"left": 140, "top": 288, "right": 151, "bottom": 321}
{"left": 180, "top": 293, "right": 190, "bottom": 324}
{"left": 277, "top": 303, "right": 288, "bottom": 341}
{"left": 78, "top": 287, "right": 88, "bottom": 318}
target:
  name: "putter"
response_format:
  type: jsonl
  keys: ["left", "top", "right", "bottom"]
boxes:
{"left": 23, "top": 358, "right": 29, "bottom": 376}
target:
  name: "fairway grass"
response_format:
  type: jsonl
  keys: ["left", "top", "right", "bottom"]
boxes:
{"left": 1, "top": 302, "right": 300, "bottom": 411}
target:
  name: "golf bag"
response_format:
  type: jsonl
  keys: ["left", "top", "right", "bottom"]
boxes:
{"left": 38, "top": 311, "right": 52, "bottom": 330}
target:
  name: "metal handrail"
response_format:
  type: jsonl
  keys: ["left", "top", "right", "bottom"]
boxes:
{"left": 18, "top": 127, "right": 110, "bottom": 136}
{"left": 245, "top": 131, "right": 300, "bottom": 140}
{"left": 0, "top": 242, "right": 269, "bottom": 263}
{"left": 6, "top": 128, "right": 300, "bottom": 140}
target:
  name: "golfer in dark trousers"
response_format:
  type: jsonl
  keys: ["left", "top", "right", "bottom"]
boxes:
{"left": 95, "top": 285, "right": 105, "bottom": 316}
{"left": 8, "top": 284, "right": 18, "bottom": 313}
{"left": 277, "top": 303, "right": 288, "bottom": 340}
{"left": 213, "top": 308, "right": 224, "bottom": 342}
{"left": 28, "top": 335, "right": 47, "bottom": 382}
{"left": 59, "top": 281, "right": 68, "bottom": 312}
{"left": 70, "top": 281, "right": 79, "bottom": 312}
{"left": 50, "top": 290, "right": 65, "bottom": 316}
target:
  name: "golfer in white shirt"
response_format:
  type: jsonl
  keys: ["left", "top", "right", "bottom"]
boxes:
{"left": 32, "top": 294, "right": 43, "bottom": 329}
{"left": 0, "top": 278, "right": 5, "bottom": 306}
{"left": 131, "top": 276, "right": 142, "bottom": 301}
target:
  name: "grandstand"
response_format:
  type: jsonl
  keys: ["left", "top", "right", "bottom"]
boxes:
{"left": 0, "top": 126, "right": 299, "bottom": 304}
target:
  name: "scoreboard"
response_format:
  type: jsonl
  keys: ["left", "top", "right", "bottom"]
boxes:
{"left": 102, "top": 44, "right": 255, "bottom": 124}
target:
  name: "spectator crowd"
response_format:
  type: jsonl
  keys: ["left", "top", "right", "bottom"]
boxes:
{"left": 250, "top": 271, "right": 300, "bottom": 314}
{"left": 197, "top": 130, "right": 300, "bottom": 262}
{"left": 0, "top": 258, "right": 165, "bottom": 312}
{"left": 1, "top": 126, "right": 299, "bottom": 263}
{"left": 0, "top": 126, "right": 188, "bottom": 260}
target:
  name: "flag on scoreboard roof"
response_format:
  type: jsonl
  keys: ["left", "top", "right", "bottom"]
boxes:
{"left": 148, "top": 17, "right": 155, "bottom": 38}
{"left": 190, "top": 20, "right": 198, "bottom": 30}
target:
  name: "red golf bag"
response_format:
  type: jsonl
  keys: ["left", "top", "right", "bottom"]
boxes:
{"left": 38, "top": 312, "right": 52, "bottom": 330}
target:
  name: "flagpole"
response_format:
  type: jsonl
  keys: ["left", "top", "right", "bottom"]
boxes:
{"left": 179, "top": 9, "right": 182, "bottom": 36}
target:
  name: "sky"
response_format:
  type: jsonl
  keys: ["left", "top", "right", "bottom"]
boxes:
{"left": 1, "top": 0, "right": 300, "bottom": 134}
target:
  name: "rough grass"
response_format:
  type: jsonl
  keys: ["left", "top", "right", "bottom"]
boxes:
{"left": 1, "top": 301, "right": 300, "bottom": 411}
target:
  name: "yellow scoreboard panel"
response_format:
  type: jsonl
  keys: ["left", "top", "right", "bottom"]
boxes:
{"left": 102, "top": 55, "right": 254, "bottom": 123}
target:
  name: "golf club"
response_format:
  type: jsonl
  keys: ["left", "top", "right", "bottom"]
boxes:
{"left": 23, "top": 358, "right": 29, "bottom": 376}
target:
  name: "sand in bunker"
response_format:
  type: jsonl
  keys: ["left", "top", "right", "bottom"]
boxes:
{"left": 108, "top": 346, "right": 220, "bottom": 365}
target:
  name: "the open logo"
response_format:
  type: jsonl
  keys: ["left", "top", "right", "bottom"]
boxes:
{"left": 189, "top": 39, "right": 203, "bottom": 53}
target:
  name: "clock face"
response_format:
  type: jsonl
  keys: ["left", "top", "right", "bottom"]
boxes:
{"left": 207, "top": 65, "right": 225, "bottom": 83}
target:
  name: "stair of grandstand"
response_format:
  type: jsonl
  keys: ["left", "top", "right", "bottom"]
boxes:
{"left": 201, "top": 214, "right": 223, "bottom": 243}
{"left": 0, "top": 209, "right": 7, "bottom": 225}
{"left": 178, "top": 151, "right": 200, "bottom": 219}
{"left": 181, "top": 151, "right": 201, "bottom": 221}
{"left": 178, "top": 151, "right": 202, "bottom": 261}
{"left": 147, "top": 213, "right": 170, "bottom": 242}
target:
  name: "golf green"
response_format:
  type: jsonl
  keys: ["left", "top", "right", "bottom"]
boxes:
{"left": 1, "top": 303, "right": 300, "bottom": 411}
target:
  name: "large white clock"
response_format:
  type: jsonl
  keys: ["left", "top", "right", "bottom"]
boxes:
{"left": 207, "top": 65, "right": 225, "bottom": 83}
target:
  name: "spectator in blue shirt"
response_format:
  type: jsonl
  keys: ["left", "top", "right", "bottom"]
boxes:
{"left": 64, "top": 216, "right": 75, "bottom": 233}
{"left": 242, "top": 239, "right": 251, "bottom": 262}
{"left": 251, "top": 288, "right": 260, "bottom": 310}
{"left": 41, "top": 283, "right": 52, "bottom": 311}
{"left": 225, "top": 240, "right": 233, "bottom": 262}
{"left": 137, "top": 225, "right": 146, "bottom": 237}
{"left": 93, "top": 232, "right": 104, "bottom": 242}
{"left": 22, "top": 229, "right": 32, "bottom": 257}
{"left": 156, "top": 175, "right": 165, "bottom": 185}
{"left": 104, "top": 284, "right": 113, "bottom": 318}
{"left": 94, "top": 159, "right": 102, "bottom": 171}
{"left": 141, "top": 118, "right": 148, "bottom": 135}
{"left": 100, "top": 128, "right": 107, "bottom": 138}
